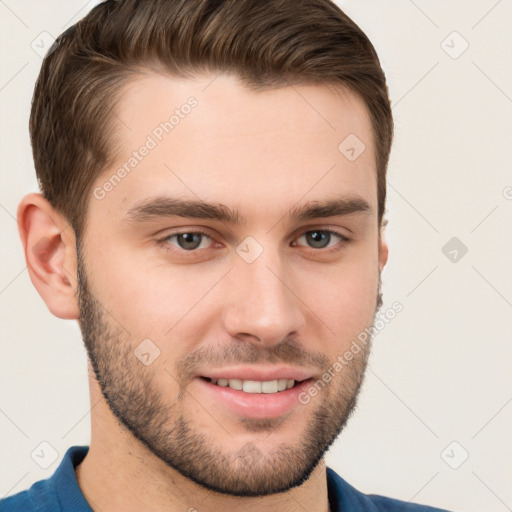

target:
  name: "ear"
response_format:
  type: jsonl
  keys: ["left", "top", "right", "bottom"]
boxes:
{"left": 17, "top": 193, "right": 79, "bottom": 319}
{"left": 378, "top": 222, "right": 389, "bottom": 273}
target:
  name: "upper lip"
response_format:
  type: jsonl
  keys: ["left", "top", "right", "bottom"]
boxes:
{"left": 199, "top": 365, "right": 315, "bottom": 382}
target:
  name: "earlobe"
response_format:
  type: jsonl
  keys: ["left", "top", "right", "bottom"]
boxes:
{"left": 17, "top": 193, "right": 80, "bottom": 320}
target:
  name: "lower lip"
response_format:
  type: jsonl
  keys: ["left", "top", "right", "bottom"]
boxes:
{"left": 195, "top": 377, "right": 313, "bottom": 419}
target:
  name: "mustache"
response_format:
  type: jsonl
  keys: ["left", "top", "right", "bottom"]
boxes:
{"left": 175, "top": 338, "right": 330, "bottom": 381}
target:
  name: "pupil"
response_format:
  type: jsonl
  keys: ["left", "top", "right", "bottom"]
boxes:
{"left": 307, "top": 231, "right": 329, "bottom": 249}
{"left": 179, "top": 233, "right": 201, "bottom": 250}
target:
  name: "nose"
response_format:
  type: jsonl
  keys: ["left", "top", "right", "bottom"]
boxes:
{"left": 221, "top": 248, "right": 305, "bottom": 347}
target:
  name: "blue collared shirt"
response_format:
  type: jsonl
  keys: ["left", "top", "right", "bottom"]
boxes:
{"left": 1, "top": 446, "right": 450, "bottom": 511}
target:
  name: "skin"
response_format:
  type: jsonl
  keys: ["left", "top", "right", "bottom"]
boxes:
{"left": 18, "top": 73, "right": 388, "bottom": 512}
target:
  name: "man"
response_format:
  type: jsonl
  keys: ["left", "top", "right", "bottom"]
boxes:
{"left": 2, "top": 0, "right": 451, "bottom": 510}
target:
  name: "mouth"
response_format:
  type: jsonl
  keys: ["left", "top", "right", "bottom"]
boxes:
{"left": 200, "top": 376, "right": 305, "bottom": 394}
{"left": 195, "top": 373, "right": 315, "bottom": 419}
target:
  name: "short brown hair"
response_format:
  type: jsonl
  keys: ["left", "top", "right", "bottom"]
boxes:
{"left": 30, "top": 0, "right": 393, "bottom": 239}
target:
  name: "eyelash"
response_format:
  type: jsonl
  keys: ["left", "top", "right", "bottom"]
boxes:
{"left": 157, "top": 228, "right": 351, "bottom": 257}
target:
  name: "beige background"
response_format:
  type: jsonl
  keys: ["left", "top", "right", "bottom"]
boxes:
{"left": 1, "top": 1, "right": 511, "bottom": 511}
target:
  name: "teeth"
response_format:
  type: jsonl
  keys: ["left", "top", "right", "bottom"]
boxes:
{"left": 261, "top": 380, "right": 278, "bottom": 393}
{"left": 208, "top": 378, "right": 297, "bottom": 393}
{"left": 243, "top": 380, "right": 262, "bottom": 393}
{"left": 278, "top": 379, "right": 288, "bottom": 391}
{"left": 228, "top": 378, "right": 243, "bottom": 390}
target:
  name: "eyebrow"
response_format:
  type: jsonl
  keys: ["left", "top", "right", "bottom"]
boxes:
{"left": 123, "top": 195, "right": 371, "bottom": 225}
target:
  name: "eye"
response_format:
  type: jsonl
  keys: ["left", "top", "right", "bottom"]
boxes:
{"left": 160, "top": 230, "right": 214, "bottom": 251}
{"left": 293, "top": 229, "right": 350, "bottom": 250}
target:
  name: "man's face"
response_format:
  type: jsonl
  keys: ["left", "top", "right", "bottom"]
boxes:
{"left": 77, "top": 73, "right": 387, "bottom": 496}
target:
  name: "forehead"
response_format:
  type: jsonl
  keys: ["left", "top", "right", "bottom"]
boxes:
{"left": 90, "top": 72, "right": 377, "bottom": 227}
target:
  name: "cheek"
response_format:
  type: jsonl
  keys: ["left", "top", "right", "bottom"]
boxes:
{"left": 298, "top": 245, "right": 380, "bottom": 344}
{"left": 91, "top": 248, "right": 226, "bottom": 349}
{"left": 325, "top": 270, "right": 378, "bottom": 327}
